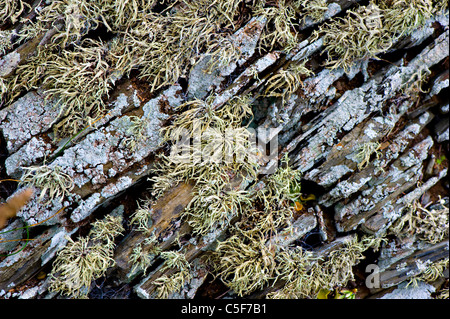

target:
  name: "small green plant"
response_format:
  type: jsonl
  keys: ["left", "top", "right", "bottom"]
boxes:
{"left": 20, "top": 164, "right": 74, "bottom": 205}
{"left": 317, "top": 288, "right": 358, "bottom": 299}
{"left": 436, "top": 155, "right": 447, "bottom": 166}
{"left": 49, "top": 214, "right": 124, "bottom": 298}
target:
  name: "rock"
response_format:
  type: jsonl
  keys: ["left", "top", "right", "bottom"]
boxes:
{"left": 187, "top": 16, "right": 266, "bottom": 100}
{"left": 379, "top": 281, "right": 436, "bottom": 299}
{"left": 0, "top": 2, "right": 448, "bottom": 300}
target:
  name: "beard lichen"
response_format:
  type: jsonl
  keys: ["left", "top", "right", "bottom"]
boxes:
{"left": 407, "top": 258, "right": 449, "bottom": 288}
{"left": 315, "top": 2, "right": 393, "bottom": 71}
{"left": 20, "top": 164, "right": 74, "bottom": 205}
{"left": 354, "top": 142, "right": 382, "bottom": 171}
{"left": 315, "top": 0, "right": 439, "bottom": 71}
{"left": 264, "top": 60, "right": 313, "bottom": 104}
{"left": 253, "top": 0, "right": 299, "bottom": 53}
{"left": 267, "top": 236, "right": 386, "bottom": 299}
{"left": 390, "top": 197, "right": 449, "bottom": 244}
{"left": 49, "top": 214, "right": 124, "bottom": 298}
{"left": 209, "top": 232, "right": 277, "bottom": 297}
{"left": 149, "top": 95, "right": 259, "bottom": 235}
{"left": 0, "top": 0, "right": 30, "bottom": 25}
{"left": 153, "top": 250, "right": 192, "bottom": 299}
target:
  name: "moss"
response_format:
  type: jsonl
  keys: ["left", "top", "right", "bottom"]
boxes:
{"left": 49, "top": 214, "right": 124, "bottom": 298}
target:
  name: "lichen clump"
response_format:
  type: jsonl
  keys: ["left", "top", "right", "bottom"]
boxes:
{"left": 49, "top": 215, "right": 124, "bottom": 298}
{"left": 150, "top": 95, "right": 259, "bottom": 235}
{"left": 391, "top": 197, "right": 449, "bottom": 244}
{"left": 153, "top": 251, "right": 192, "bottom": 299}
{"left": 316, "top": 0, "right": 443, "bottom": 71}
{"left": 20, "top": 164, "right": 74, "bottom": 205}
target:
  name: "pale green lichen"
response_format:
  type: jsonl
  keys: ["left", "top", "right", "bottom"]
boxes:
{"left": 268, "top": 236, "right": 386, "bottom": 299}
{"left": 254, "top": 0, "right": 299, "bottom": 53}
{"left": 316, "top": 1, "right": 438, "bottom": 71}
{"left": 378, "top": 0, "right": 434, "bottom": 37}
{"left": 121, "top": 116, "right": 151, "bottom": 151}
{"left": 0, "top": 30, "right": 12, "bottom": 55}
{"left": 0, "top": 0, "right": 30, "bottom": 24}
{"left": 407, "top": 258, "right": 449, "bottom": 287}
{"left": 316, "top": 3, "right": 393, "bottom": 71}
{"left": 354, "top": 142, "right": 381, "bottom": 170}
{"left": 295, "top": 0, "right": 329, "bottom": 23}
{"left": 150, "top": 95, "right": 259, "bottom": 235}
{"left": 209, "top": 233, "right": 277, "bottom": 297}
{"left": 20, "top": 164, "right": 74, "bottom": 205}
{"left": 390, "top": 197, "right": 449, "bottom": 244}
{"left": 49, "top": 215, "right": 124, "bottom": 298}
{"left": 401, "top": 65, "right": 432, "bottom": 97}
{"left": 129, "top": 200, "right": 154, "bottom": 232}
{"left": 129, "top": 240, "right": 161, "bottom": 276}
{"left": 264, "top": 60, "right": 314, "bottom": 103}
{"left": 153, "top": 251, "right": 192, "bottom": 299}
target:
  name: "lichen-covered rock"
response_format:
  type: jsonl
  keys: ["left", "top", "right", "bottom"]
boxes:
{"left": 0, "top": 90, "right": 60, "bottom": 155}
{"left": 187, "top": 16, "right": 267, "bottom": 99}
